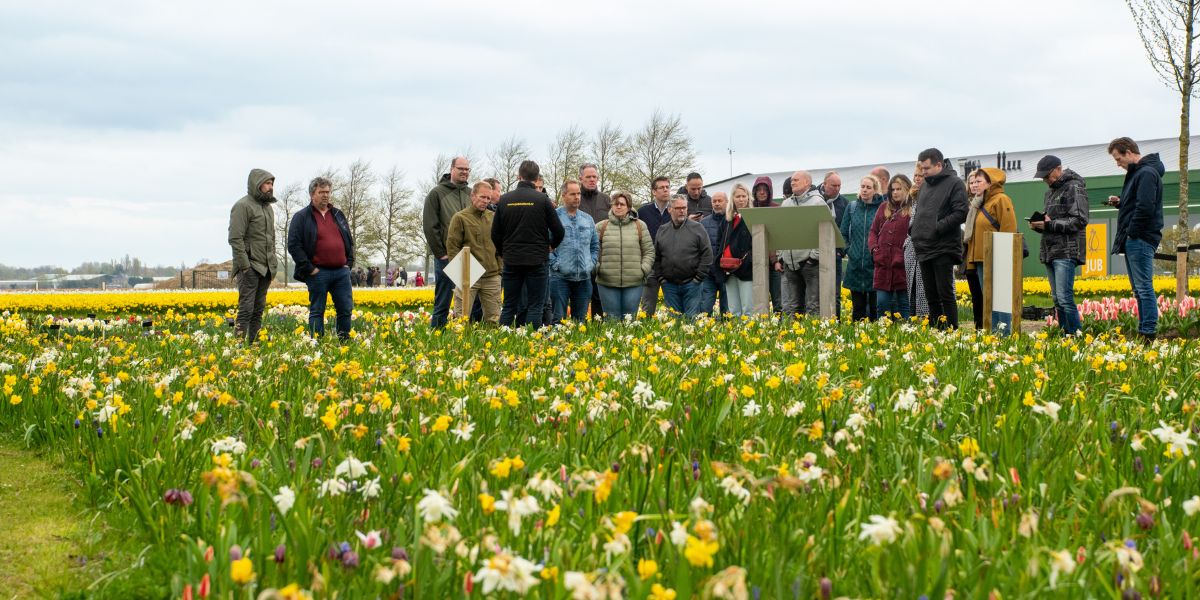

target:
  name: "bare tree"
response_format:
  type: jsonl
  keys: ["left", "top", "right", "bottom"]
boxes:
{"left": 590, "top": 120, "right": 635, "bottom": 194}
{"left": 1127, "top": 0, "right": 1200, "bottom": 299}
{"left": 486, "top": 135, "right": 531, "bottom": 192}
{"left": 629, "top": 110, "right": 697, "bottom": 207}
{"left": 274, "top": 182, "right": 303, "bottom": 283}
{"left": 339, "top": 159, "right": 380, "bottom": 265}
{"left": 374, "top": 166, "right": 416, "bottom": 273}
{"left": 545, "top": 124, "right": 588, "bottom": 202}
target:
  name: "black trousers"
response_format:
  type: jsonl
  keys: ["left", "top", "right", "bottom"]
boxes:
{"left": 920, "top": 254, "right": 959, "bottom": 329}
{"left": 965, "top": 262, "right": 983, "bottom": 329}
{"left": 849, "top": 290, "right": 877, "bottom": 321}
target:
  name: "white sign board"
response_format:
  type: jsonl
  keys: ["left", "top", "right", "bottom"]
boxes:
{"left": 444, "top": 249, "right": 485, "bottom": 289}
{"left": 217, "top": 271, "right": 230, "bottom": 280}
{"left": 991, "top": 232, "right": 1016, "bottom": 313}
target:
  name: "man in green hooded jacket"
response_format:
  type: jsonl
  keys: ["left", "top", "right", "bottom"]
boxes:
{"left": 228, "top": 168, "right": 278, "bottom": 342}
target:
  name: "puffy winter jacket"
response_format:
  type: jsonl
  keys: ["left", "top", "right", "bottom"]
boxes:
{"left": 869, "top": 205, "right": 910, "bottom": 292}
{"left": 700, "top": 212, "right": 728, "bottom": 283}
{"left": 964, "top": 168, "right": 1017, "bottom": 265}
{"left": 840, "top": 195, "right": 883, "bottom": 292}
{"left": 909, "top": 166, "right": 969, "bottom": 262}
{"left": 1038, "top": 169, "right": 1089, "bottom": 265}
{"left": 596, "top": 211, "right": 654, "bottom": 288}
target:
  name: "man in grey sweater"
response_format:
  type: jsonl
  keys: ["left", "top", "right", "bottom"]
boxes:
{"left": 652, "top": 195, "right": 713, "bottom": 318}
{"left": 777, "top": 171, "right": 832, "bottom": 316}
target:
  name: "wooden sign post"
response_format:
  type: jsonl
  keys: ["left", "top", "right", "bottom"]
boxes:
{"left": 982, "top": 232, "right": 1023, "bottom": 334}
{"left": 740, "top": 206, "right": 846, "bottom": 319}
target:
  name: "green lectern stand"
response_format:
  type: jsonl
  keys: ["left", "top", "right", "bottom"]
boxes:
{"left": 740, "top": 206, "right": 846, "bottom": 319}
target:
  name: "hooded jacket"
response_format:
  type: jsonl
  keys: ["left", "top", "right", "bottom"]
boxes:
{"left": 446, "top": 205, "right": 501, "bottom": 277}
{"left": 1039, "top": 169, "right": 1089, "bottom": 265}
{"left": 909, "top": 165, "right": 969, "bottom": 262}
{"left": 229, "top": 168, "right": 278, "bottom": 278}
{"left": 1114, "top": 153, "right": 1165, "bottom": 254}
{"left": 287, "top": 203, "right": 354, "bottom": 282}
{"left": 596, "top": 210, "right": 654, "bottom": 288}
{"left": 677, "top": 185, "right": 713, "bottom": 217}
{"left": 840, "top": 193, "right": 883, "bottom": 291}
{"left": 492, "top": 181, "right": 566, "bottom": 266}
{"left": 752, "top": 176, "right": 778, "bottom": 207}
{"left": 964, "top": 168, "right": 1017, "bottom": 265}
{"left": 778, "top": 187, "right": 832, "bottom": 267}
{"left": 422, "top": 176, "right": 472, "bottom": 259}
{"left": 653, "top": 218, "right": 713, "bottom": 284}
{"left": 579, "top": 188, "right": 612, "bottom": 224}
{"left": 549, "top": 206, "right": 600, "bottom": 281}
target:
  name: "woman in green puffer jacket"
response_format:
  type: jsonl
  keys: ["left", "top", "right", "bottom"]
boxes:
{"left": 595, "top": 191, "right": 655, "bottom": 320}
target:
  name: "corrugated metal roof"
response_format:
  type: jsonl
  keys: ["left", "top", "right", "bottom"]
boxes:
{"left": 705, "top": 135, "right": 1200, "bottom": 199}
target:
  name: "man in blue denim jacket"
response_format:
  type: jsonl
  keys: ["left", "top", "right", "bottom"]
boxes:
{"left": 549, "top": 180, "right": 600, "bottom": 323}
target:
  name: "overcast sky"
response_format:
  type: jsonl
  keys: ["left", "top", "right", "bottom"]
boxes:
{"left": 1, "top": 0, "right": 1188, "bottom": 268}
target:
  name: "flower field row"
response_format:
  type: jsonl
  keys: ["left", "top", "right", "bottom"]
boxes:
{"left": 1, "top": 307, "right": 1199, "bottom": 597}
{"left": 1, "top": 275, "right": 1195, "bottom": 315}
{"left": 0, "top": 289, "right": 435, "bottom": 314}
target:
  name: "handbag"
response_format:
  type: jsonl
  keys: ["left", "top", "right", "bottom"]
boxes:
{"left": 979, "top": 206, "right": 1029, "bottom": 258}
{"left": 718, "top": 216, "right": 747, "bottom": 271}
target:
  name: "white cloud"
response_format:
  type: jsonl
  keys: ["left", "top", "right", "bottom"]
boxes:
{"left": 0, "top": 0, "right": 1188, "bottom": 267}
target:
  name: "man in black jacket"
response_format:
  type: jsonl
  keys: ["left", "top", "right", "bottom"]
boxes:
{"left": 909, "top": 148, "right": 968, "bottom": 329}
{"left": 1030, "top": 155, "right": 1089, "bottom": 336}
{"left": 1108, "top": 137, "right": 1165, "bottom": 341}
{"left": 493, "top": 160, "right": 566, "bottom": 327}
{"left": 287, "top": 176, "right": 356, "bottom": 338}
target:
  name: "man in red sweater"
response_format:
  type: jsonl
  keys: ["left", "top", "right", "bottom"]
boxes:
{"left": 286, "top": 176, "right": 356, "bottom": 339}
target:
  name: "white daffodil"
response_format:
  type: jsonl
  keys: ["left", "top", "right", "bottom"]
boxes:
{"left": 475, "top": 549, "right": 541, "bottom": 595}
{"left": 858, "top": 514, "right": 902, "bottom": 546}
{"left": 417, "top": 489, "right": 458, "bottom": 523}
{"left": 318, "top": 478, "right": 348, "bottom": 498}
{"left": 1150, "top": 421, "right": 1196, "bottom": 456}
{"left": 273, "top": 486, "right": 295, "bottom": 515}
{"left": 210, "top": 436, "right": 247, "bottom": 455}
{"left": 493, "top": 490, "right": 540, "bottom": 535}
{"left": 1183, "top": 495, "right": 1200, "bottom": 516}
{"left": 361, "top": 477, "right": 382, "bottom": 499}
{"left": 1048, "top": 549, "right": 1076, "bottom": 589}
{"left": 719, "top": 476, "right": 751, "bottom": 505}
{"left": 335, "top": 456, "right": 372, "bottom": 479}
{"left": 894, "top": 388, "right": 919, "bottom": 413}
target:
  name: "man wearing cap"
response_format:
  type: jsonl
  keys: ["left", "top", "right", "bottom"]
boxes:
{"left": 1030, "top": 155, "right": 1089, "bottom": 335}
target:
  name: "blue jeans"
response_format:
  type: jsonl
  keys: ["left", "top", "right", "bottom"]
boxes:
{"left": 1046, "top": 259, "right": 1081, "bottom": 335}
{"left": 1124, "top": 237, "right": 1158, "bottom": 334}
{"left": 430, "top": 257, "right": 455, "bottom": 329}
{"left": 975, "top": 265, "right": 1012, "bottom": 336}
{"left": 661, "top": 280, "right": 703, "bottom": 318}
{"left": 551, "top": 276, "right": 592, "bottom": 323}
{"left": 700, "top": 277, "right": 728, "bottom": 316}
{"left": 876, "top": 289, "right": 910, "bottom": 320}
{"left": 500, "top": 263, "right": 549, "bottom": 327}
{"left": 597, "top": 285, "right": 643, "bottom": 320}
{"left": 305, "top": 266, "right": 353, "bottom": 338}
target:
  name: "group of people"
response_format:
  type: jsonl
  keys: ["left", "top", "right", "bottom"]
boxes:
{"left": 226, "top": 137, "right": 1164, "bottom": 342}
{"left": 348, "top": 265, "right": 414, "bottom": 287}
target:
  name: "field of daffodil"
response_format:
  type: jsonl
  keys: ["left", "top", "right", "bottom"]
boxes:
{"left": 1, "top": 302, "right": 1199, "bottom": 599}
{"left": 0, "top": 288, "right": 435, "bottom": 315}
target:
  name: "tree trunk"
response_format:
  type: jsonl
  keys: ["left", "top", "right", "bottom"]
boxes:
{"left": 1179, "top": 4, "right": 1194, "bottom": 301}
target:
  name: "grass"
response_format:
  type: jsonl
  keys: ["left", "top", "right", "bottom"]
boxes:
{"left": 0, "top": 437, "right": 171, "bottom": 599}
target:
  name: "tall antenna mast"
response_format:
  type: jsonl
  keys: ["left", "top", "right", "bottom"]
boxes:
{"left": 727, "top": 135, "right": 735, "bottom": 177}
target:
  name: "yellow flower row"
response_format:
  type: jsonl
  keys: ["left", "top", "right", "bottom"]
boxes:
{"left": 2, "top": 275, "right": 1196, "bottom": 315}
{"left": 0, "top": 289, "right": 436, "bottom": 314}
